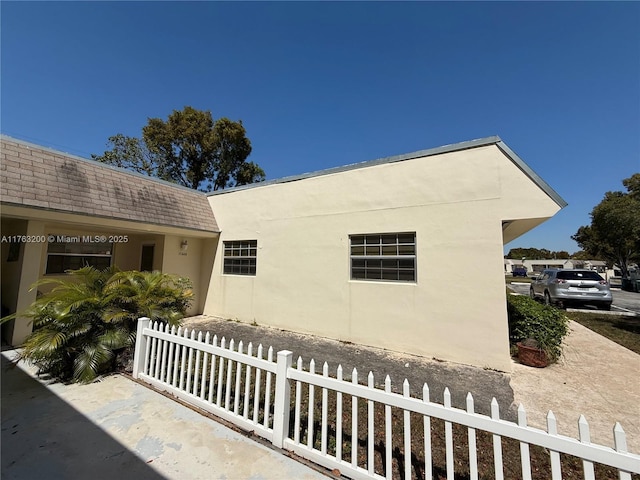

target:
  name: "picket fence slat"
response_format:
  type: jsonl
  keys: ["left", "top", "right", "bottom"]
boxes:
{"left": 466, "top": 393, "right": 478, "bottom": 480}
{"left": 294, "top": 356, "right": 303, "bottom": 444}
{"left": 367, "top": 372, "right": 375, "bottom": 477}
{"left": 352, "top": 368, "right": 359, "bottom": 469}
{"left": 423, "top": 383, "right": 432, "bottom": 480}
{"left": 321, "top": 362, "right": 329, "bottom": 456}
{"left": 517, "top": 404, "right": 532, "bottom": 480}
{"left": 308, "top": 359, "right": 316, "bottom": 449}
{"left": 336, "top": 365, "right": 343, "bottom": 462}
{"left": 133, "top": 318, "right": 640, "bottom": 479}
{"left": 264, "top": 347, "right": 273, "bottom": 429}
{"left": 402, "top": 380, "right": 411, "bottom": 480}
{"left": 384, "top": 375, "right": 392, "bottom": 480}
{"left": 491, "top": 399, "right": 504, "bottom": 480}
{"left": 443, "top": 388, "right": 453, "bottom": 480}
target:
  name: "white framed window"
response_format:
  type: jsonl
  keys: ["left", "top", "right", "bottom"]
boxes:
{"left": 46, "top": 235, "right": 113, "bottom": 274}
{"left": 223, "top": 240, "right": 257, "bottom": 275}
{"left": 350, "top": 232, "right": 416, "bottom": 282}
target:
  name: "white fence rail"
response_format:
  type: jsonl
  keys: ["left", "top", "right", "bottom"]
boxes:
{"left": 133, "top": 318, "right": 640, "bottom": 479}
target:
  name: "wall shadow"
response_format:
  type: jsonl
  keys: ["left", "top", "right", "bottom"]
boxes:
{"left": 1, "top": 355, "right": 166, "bottom": 480}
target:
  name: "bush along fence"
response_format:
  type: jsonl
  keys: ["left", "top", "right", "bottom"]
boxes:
{"left": 132, "top": 318, "right": 640, "bottom": 480}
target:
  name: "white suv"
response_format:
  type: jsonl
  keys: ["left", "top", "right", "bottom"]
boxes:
{"left": 530, "top": 269, "right": 613, "bottom": 310}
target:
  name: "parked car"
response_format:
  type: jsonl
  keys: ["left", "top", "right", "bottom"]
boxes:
{"left": 512, "top": 267, "right": 528, "bottom": 277}
{"left": 530, "top": 269, "right": 612, "bottom": 310}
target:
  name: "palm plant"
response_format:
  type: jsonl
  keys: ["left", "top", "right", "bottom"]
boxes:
{"left": 3, "top": 267, "right": 192, "bottom": 383}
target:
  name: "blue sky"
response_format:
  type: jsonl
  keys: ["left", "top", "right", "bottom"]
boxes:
{"left": 2, "top": 1, "right": 638, "bottom": 254}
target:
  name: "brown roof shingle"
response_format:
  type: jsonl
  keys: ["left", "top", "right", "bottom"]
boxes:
{"left": 0, "top": 136, "right": 218, "bottom": 233}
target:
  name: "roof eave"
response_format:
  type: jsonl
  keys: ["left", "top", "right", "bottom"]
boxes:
{"left": 208, "top": 136, "right": 503, "bottom": 196}
{"left": 495, "top": 141, "right": 568, "bottom": 209}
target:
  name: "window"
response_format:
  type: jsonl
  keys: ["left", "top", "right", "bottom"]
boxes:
{"left": 350, "top": 232, "right": 416, "bottom": 282}
{"left": 223, "top": 240, "right": 257, "bottom": 275}
{"left": 46, "top": 235, "right": 113, "bottom": 274}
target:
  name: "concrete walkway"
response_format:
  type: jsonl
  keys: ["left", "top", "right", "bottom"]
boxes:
{"left": 1, "top": 350, "right": 329, "bottom": 480}
{"left": 510, "top": 320, "right": 640, "bottom": 454}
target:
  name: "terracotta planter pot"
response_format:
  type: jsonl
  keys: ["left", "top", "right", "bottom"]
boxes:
{"left": 516, "top": 342, "right": 549, "bottom": 368}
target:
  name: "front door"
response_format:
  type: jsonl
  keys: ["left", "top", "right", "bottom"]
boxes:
{"left": 140, "top": 244, "right": 154, "bottom": 272}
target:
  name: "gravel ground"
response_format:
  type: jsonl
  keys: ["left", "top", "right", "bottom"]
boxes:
{"left": 182, "top": 315, "right": 517, "bottom": 421}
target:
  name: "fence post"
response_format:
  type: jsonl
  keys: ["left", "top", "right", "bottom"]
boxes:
{"left": 132, "top": 317, "right": 151, "bottom": 379}
{"left": 272, "top": 350, "right": 293, "bottom": 449}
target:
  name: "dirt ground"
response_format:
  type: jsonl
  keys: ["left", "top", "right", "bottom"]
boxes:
{"left": 183, "top": 315, "right": 516, "bottom": 420}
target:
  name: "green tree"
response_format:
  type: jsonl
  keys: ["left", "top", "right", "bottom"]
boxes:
{"left": 572, "top": 174, "right": 640, "bottom": 278}
{"left": 93, "top": 106, "right": 265, "bottom": 192}
{"left": 2, "top": 267, "right": 192, "bottom": 383}
{"left": 91, "top": 134, "right": 156, "bottom": 177}
{"left": 505, "top": 247, "right": 554, "bottom": 259}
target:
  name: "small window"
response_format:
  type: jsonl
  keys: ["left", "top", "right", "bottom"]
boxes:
{"left": 223, "top": 240, "right": 257, "bottom": 275}
{"left": 46, "top": 235, "right": 113, "bottom": 274}
{"left": 350, "top": 232, "right": 416, "bottom": 282}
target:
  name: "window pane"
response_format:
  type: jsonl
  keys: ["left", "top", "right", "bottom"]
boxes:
{"left": 382, "top": 245, "right": 397, "bottom": 256}
{"left": 45, "top": 255, "right": 64, "bottom": 274}
{"left": 398, "top": 233, "right": 415, "bottom": 244}
{"left": 398, "top": 244, "right": 415, "bottom": 255}
{"left": 352, "top": 268, "right": 365, "bottom": 279}
{"left": 381, "top": 235, "right": 397, "bottom": 244}
{"left": 381, "top": 259, "right": 398, "bottom": 269}
{"left": 350, "top": 231, "right": 416, "bottom": 283}
{"left": 365, "top": 246, "right": 380, "bottom": 256}
{"left": 381, "top": 270, "right": 398, "bottom": 280}
{"left": 398, "top": 270, "right": 416, "bottom": 281}
{"left": 365, "top": 235, "right": 380, "bottom": 245}
{"left": 351, "top": 235, "right": 364, "bottom": 246}
{"left": 366, "top": 269, "right": 382, "bottom": 280}
{"left": 399, "top": 259, "right": 415, "bottom": 268}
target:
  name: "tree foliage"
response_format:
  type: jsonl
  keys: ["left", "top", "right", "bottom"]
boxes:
{"left": 92, "top": 106, "right": 265, "bottom": 192}
{"left": 572, "top": 174, "right": 640, "bottom": 278}
{"left": 505, "top": 247, "right": 570, "bottom": 260}
{"left": 1, "top": 267, "right": 193, "bottom": 383}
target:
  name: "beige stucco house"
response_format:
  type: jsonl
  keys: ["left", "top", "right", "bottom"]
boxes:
{"left": 0, "top": 136, "right": 219, "bottom": 345}
{"left": 1, "top": 135, "right": 566, "bottom": 371}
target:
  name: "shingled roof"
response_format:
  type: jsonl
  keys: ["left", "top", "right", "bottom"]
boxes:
{"left": 0, "top": 135, "right": 219, "bottom": 233}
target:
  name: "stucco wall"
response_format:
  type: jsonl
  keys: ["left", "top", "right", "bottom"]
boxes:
{"left": 1, "top": 219, "right": 214, "bottom": 344}
{"left": 161, "top": 235, "right": 212, "bottom": 316}
{"left": 204, "top": 144, "right": 562, "bottom": 371}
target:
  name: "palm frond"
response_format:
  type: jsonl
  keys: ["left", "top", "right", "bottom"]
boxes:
{"left": 73, "top": 343, "right": 113, "bottom": 383}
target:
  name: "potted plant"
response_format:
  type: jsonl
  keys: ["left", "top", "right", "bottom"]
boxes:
{"left": 507, "top": 294, "right": 569, "bottom": 367}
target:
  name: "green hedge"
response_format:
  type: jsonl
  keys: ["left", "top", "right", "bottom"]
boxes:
{"left": 507, "top": 294, "right": 569, "bottom": 362}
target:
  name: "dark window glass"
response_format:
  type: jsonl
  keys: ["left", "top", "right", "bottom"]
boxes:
{"left": 350, "top": 232, "right": 416, "bottom": 282}
{"left": 45, "top": 234, "right": 113, "bottom": 274}
{"left": 223, "top": 240, "right": 257, "bottom": 276}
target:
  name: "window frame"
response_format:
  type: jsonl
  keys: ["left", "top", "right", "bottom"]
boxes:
{"left": 349, "top": 232, "right": 417, "bottom": 283}
{"left": 45, "top": 235, "right": 113, "bottom": 274}
{"left": 222, "top": 240, "right": 257, "bottom": 276}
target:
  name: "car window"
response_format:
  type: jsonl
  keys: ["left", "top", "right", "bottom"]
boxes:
{"left": 557, "top": 271, "right": 603, "bottom": 281}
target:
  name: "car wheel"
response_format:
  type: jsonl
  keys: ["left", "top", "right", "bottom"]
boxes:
{"left": 544, "top": 291, "right": 552, "bottom": 306}
{"left": 598, "top": 303, "right": 612, "bottom": 311}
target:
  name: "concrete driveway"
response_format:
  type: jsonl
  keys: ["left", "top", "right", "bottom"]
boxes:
{"left": 510, "top": 320, "right": 640, "bottom": 453}
{"left": 1, "top": 350, "right": 329, "bottom": 480}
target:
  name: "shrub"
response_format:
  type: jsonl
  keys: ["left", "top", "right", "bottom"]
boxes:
{"left": 507, "top": 294, "right": 569, "bottom": 363}
{"left": 2, "top": 267, "right": 192, "bottom": 383}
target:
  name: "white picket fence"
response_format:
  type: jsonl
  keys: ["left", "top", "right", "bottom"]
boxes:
{"left": 132, "top": 318, "right": 640, "bottom": 480}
